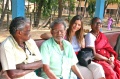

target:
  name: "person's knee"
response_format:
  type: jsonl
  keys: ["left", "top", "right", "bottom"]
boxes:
{"left": 88, "top": 62, "right": 103, "bottom": 72}
{"left": 90, "top": 64, "right": 105, "bottom": 79}
{"left": 93, "top": 63, "right": 103, "bottom": 71}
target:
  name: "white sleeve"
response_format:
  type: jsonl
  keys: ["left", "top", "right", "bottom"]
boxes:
{"left": 85, "top": 33, "right": 96, "bottom": 47}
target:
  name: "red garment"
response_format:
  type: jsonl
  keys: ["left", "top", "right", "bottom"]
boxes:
{"left": 94, "top": 32, "right": 120, "bottom": 79}
{"left": 75, "top": 51, "right": 78, "bottom": 55}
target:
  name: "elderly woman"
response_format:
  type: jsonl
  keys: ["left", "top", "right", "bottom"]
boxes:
{"left": 0, "top": 17, "right": 43, "bottom": 79}
{"left": 85, "top": 17, "right": 120, "bottom": 79}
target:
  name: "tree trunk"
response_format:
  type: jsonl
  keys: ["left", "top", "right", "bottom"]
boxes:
{"left": 26, "top": 0, "right": 30, "bottom": 17}
{"left": 76, "top": 1, "right": 80, "bottom": 15}
{"left": 7, "top": 0, "right": 9, "bottom": 30}
{"left": 82, "top": 0, "right": 87, "bottom": 19}
{"left": 68, "top": 0, "right": 70, "bottom": 22}
{"left": 115, "top": 4, "right": 120, "bottom": 24}
{"left": 58, "top": 0, "right": 63, "bottom": 18}
{"left": 34, "top": 0, "right": 44, "bottom": 27}
{"left": 0, "top": 0, "right": 9, "bottom": 27}
{"left": 103, "top": 1, "right": 108, "bottom": 17}
{"left": 33, "top": 1, "right": 36, "bottom": 28}
{"left": 1, "top": 0, "right": 4, "bottom": 13}
{"left": 76, "top": 0, "right": 81, "bottom": 15}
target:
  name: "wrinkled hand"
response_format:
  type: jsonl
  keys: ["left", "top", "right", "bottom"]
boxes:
{"left": 109, "top": 56, "right": 114, "bottom": 62}
{"left": 107, "top": 57, "right": 115, "bottom": 69}
{"left": 16, "top": 63, "right": 25, "bottom": 69}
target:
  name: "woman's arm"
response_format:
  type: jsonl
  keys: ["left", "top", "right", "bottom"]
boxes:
{"left": 40, "top": 32, "right": 52, "bottom": 40}
{"left": 81, "top": 38, "right": 85, "bottom": 48}
{"left": 90, "top": 47, "right": 109, "bottom": 61}
{"left": 88, "top": 47, "right": 114, "bottom": 68}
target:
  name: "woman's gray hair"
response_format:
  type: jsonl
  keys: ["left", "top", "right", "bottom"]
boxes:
{"left": 50, "top": 18, "right": 67, "bottom": 29}
{"left": 9, "top": 17, "right": 30, "bottom": 36}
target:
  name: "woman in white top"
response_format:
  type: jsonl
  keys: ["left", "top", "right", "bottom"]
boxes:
{"left": 66, "top": 15, "right": 105, "bottom": 79}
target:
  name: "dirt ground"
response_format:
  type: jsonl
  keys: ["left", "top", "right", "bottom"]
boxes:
{"left": 0, "top": 25, "right": 120, "bottom": 43}
{"left": 0, "top": 27, "right": 50, "bottom": 42}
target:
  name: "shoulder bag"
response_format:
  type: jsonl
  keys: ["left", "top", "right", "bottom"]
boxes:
{"left": 77, "top": 47, "right": 94, "bottom": 67}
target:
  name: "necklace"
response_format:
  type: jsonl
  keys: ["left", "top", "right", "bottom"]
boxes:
{"left": 91, "top": 31, "right": 99, "bottom": 38}
{"left": 93, "top": 33, "right": 98, "bottom": 37}
{"left": 18, "top": 42, "right": 32, "bottom": 55}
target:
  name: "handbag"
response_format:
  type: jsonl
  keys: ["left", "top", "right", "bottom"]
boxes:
{"left": 77, "top": 47, "right": 94, "bottom": 67}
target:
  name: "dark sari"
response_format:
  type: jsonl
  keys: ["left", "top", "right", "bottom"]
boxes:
{"left": 94, "top": 32, "right": 120, "bottom": 79}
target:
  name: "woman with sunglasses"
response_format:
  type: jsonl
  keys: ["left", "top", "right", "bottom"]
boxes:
{"left": 85, "top": 17, "right": 120, "bottom": 79}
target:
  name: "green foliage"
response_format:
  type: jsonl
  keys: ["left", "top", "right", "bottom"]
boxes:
{"left": 27, "top": 0, "right": 120, "bottom": 19}
{"left": 28, "top": 0, "right": 35, "bottom": 3}
{"left": 86, "top": 0, "right": 120, "bottom": 18}
{"left": 107, "top": 0, "right": 119, "bottom": 4}
{"left": 27, "top": 0, "right": 76, "bottom": 18}
{"left": 0, "top": 8, "right": 2, "bottom": 14}
{"left": 87, "top": 0, "right": 96, "bottom": 18}
{"left": 105, "top": 0, "right": 120, "bottom": 7}
{"left": 69, "top": 0, "right": 75, "bottom": 11}
{"left": 28, "top": 0, "right": 58, "bottom": 17}
{"left": 42, "top": 0, "right": 57, "bottom": 17}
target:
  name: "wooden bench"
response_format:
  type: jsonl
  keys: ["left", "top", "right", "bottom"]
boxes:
{"left": 105, "top": 31, "right": 120, "bottom": 59}
{"left": 34, "top": 31, "right": 120, "bottom": 59}
{"left": 0, "top": 31, "right": 120, "bottom": 78}
{"left": 34, "top": 31, "right": 120, "bottom": 78}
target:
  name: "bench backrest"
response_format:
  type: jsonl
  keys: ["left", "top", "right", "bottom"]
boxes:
{"left": 34, "top": 39, "right": 45, "bottom": 48}
{"left": 104, "top": 31, "right": 120, "bottom": 48}
{"left": 34, "top": 31, "right": 120, "bottom": 49}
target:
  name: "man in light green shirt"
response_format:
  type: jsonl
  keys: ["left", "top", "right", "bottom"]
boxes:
{"left": 40, "top": 18, "right": 84, "bottom": 79}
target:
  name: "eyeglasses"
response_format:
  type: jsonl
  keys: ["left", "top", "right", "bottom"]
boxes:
{"left": 94, "top": 22, "right": 102, "bottom": 25}
{"left": 52, "top": 29, "right": 65, "bottom": 33}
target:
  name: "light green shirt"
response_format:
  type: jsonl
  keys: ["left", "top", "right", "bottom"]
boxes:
{"left": 40, "top": 37, "right": 78, "bottom": 79}
{"left": 0, "top": 36, "right": 43, "bottom": 79}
